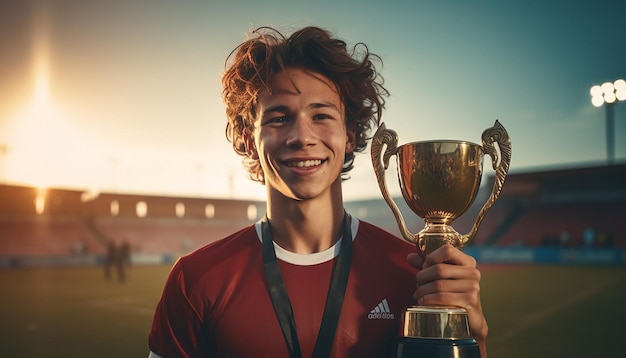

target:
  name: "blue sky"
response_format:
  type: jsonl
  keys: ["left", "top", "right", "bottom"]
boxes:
{"left": 0, "top": 0, "right": 624, "bottom": 200}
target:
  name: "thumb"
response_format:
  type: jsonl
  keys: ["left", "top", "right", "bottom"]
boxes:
{"left": 406, "top": 252, "right": 425, "bottom": 270}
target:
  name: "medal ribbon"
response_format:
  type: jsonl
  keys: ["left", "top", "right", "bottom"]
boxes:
{"left": 261, "top": 213, "right": 353, "bottom": 358}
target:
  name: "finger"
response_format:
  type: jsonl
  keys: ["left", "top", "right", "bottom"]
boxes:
{"left": 415, "top": 263, "right": 481, "bottom": 286}
{"left": 423, "top": 245, "right": 477, "bottom": 268}
{"left": 406, "top": 252, "right": 424, "bottom": 269}
{"left": 414, "top": 274, "right": 481, "bottom": 300}
{"left": 417, "top": 286, "right": 479, "bottom": 304}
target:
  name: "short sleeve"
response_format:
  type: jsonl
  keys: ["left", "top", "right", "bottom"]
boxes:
{"left": 148, "top": 260, "right": 206, "bottom": 358}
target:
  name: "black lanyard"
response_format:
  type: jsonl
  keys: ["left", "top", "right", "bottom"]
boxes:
{"left": 261, "top": 213, "right": 353, "bottom": 358}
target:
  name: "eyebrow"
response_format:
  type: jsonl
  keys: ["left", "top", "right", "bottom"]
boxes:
{"left": 262, "top": 102, "right": 341, "bottom": 116}
{"left": 308, "top": 102, "right": 341, "bottom": 112}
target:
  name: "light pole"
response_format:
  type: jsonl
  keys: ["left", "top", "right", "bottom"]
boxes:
{"left": 590, "top": 79, "right": 626, "bottom": 165}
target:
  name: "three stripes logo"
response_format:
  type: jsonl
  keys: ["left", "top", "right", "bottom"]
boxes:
{"left": 368, "top": 299, "right": 394, "bottom": 320}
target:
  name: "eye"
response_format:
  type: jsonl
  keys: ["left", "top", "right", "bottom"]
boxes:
{"left": 313, "top": 113, "right": 333, "bottom": 121}
{"left": 262, "top": 116, "right": 287, "bottom": 126}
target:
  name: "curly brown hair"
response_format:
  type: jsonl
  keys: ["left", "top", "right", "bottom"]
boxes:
{"left": 222, "top": 26, "right": 388, "bottom": 183}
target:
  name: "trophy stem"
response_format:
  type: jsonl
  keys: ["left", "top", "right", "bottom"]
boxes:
{"left": 417, "top": 221, "right": 464, "bottom": 256}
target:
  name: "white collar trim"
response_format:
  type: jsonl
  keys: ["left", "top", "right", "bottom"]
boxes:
{"left": 254, "top": 216, "right": 359, "bottom": 266}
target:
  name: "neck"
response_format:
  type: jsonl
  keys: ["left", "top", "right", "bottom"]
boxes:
{"left": 265, "top": 187, "right": 346, "bottom": 254}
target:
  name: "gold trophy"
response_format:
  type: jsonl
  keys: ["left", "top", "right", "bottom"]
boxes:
{"left": 371, "top": 120, "right": 511, "bottom": 358}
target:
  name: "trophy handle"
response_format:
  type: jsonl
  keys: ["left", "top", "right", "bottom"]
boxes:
{"left": 460, "top": 120, "right": 512, "bottom": 246}
{"left": 371, "top": 123, "right": 417, "bottom": 244}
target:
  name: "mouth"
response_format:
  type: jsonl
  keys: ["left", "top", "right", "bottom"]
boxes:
{"left": 284, "top": 159, "right": 325, "bottom": 168}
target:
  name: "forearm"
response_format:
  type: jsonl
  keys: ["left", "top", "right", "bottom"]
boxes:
{"left": 474, "top": 322, "right": 488, "bottom": 358}
{"left": 477, "top": 339, "right": 488, "bottom": 358}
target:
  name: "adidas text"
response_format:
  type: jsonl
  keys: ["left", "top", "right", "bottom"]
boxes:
{"left": 368, "top": 299, "right": 395, "bottom": 320}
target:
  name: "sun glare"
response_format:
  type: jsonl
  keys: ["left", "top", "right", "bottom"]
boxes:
{"left": 31, "top": 0, "right": 52, "bottom": 111}
{"left": 3, "top": 2, "right": 102, "bottom": 191}
{"left": 3, "top": 1, "right": 57, "bottom": 189}
{"left": 35, "top": 187, "right": 47, "bottom": 215}
{"left": 33, "top": 57, "right": 50, "bottom": 110}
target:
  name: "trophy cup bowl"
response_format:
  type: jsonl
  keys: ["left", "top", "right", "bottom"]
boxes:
{"left": 371, "top": 120, "right": 511, "bottom": 358}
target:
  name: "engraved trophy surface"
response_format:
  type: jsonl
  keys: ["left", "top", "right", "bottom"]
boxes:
{"left": 371, "top": 120, "right": 511, "bottom": 357}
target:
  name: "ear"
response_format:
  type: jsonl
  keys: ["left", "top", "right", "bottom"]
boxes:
{"left": 244, "top": 132, "right": 259, "bottom": 160}
{"left": 345, "top": 126, "right": 357, "bottom": 153}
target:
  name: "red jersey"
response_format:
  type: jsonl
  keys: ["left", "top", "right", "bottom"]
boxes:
{"left": 149, "top": 217, "right": 417, "bottom": 358}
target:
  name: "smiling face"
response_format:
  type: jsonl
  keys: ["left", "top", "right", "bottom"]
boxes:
{"left": 248, "top": 68, "right": 356, "bottom": 201}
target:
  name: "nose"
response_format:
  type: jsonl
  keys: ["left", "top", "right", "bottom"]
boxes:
{"left": 285, "top": 117, "right": 317, "bottom": 148}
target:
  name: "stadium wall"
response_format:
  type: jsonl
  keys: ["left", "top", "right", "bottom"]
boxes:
{"left": 3, "top": 247, "right": 624, "bottom": 269}
{"left": 465, "top": 247, "right": 626, "bottom": 266}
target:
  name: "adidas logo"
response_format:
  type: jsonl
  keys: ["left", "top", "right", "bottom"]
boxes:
{"left": 368, "top": 299, "right": 395, "bottom": 320}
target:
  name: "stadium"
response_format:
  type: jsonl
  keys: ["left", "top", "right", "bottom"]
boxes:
{"left": 2, "top": 163, "right": 624, "bottom": 268}
{"left": 1, "top": 163, "right": 625, "bottom": 357}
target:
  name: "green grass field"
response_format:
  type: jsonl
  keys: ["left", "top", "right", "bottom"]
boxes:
{"left": 1, "top": 264, "right": 625, "bottom": 357}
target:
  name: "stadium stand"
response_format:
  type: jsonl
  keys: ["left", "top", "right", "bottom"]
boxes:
{"left": 484, "top": 163, "right": 626, "bottom": 248}
{"left": 0, "top": 163, "right": 624, "bottom": 267}
{"left": 93, "top": 217, "right": 242, "bottom": 254}
{"left": 346, "top": 163, "right": 626, "bottom": 248}
{"left": 495, "top": 201, "right": 624, "bottom": 247}
{"left": 0, "top": 184, "right": 264, "bottom": 266}
{"left": 0, "top": 215, "right": 100, "bottom": 256}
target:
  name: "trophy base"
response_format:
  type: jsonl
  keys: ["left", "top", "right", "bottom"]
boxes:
{"left": 401, "top": 306, "right": 472, "bottom": 338}
{"left": 397, "top": 306, "right": 480, "bottom": 357}
{"left": 397, "top": 337, "right": 481, "bottom": 358}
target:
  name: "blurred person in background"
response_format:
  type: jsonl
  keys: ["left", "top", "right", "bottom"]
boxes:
{"left": 103, "top": 238, "right": 116, "bottom": 281}
{"left": 104, "top": 237, "right": 131, "bottom": 283}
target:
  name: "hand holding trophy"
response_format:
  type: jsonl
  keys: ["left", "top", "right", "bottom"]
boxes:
{"left": 371, "top": 120, "right": 511, "bottom": 358}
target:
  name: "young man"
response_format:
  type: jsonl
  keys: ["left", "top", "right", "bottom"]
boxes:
{"left": 148, "top": 26, "right": 488, "bottom": 357}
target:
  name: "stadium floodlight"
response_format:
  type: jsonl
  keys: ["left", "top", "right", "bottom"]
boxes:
{"left": 590, "top": 79, "right": 626, "bottom": 164}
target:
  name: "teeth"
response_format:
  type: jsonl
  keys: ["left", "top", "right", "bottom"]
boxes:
{"left": 288, "top": 160, "right": 322, "bottom": 168}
